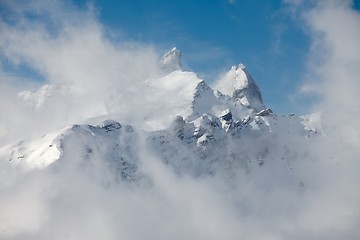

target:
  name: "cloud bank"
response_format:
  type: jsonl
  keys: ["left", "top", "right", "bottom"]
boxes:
{"left": 0, "top": 0, "right": 359, "bottom": 239}
{"left": 0, "top": 0, "right": 163, "bottom": 145}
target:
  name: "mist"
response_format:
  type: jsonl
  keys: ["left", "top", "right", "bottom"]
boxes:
{"left": 0, "top": 0, "right": 359, "bottom": 239}
{"left": 0, "top": 0, "right": 163, "bottom": 145}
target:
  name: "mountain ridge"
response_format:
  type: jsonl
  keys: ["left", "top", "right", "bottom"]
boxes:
{"left": 0, "top": 48, "right": 317, "bottom": 186}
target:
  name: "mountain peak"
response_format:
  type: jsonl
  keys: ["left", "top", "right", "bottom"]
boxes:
{"left": 160, "top": 47, "right": 182, "bottom": 72}
{"left": 213, "top": 64, "right": 265, "bottom": 111}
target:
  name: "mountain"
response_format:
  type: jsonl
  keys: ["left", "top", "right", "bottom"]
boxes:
{"left": 160, "top": 47, "right": 182, "bottom": 72}
{"left": 213, "top": 63, "right": 265, "bottom": 112}
{"left": 0, "top": 48, "right": 317, "bottom": 186}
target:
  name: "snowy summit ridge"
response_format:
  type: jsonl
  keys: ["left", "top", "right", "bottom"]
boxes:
{"left": 0, "top": 47, "right": 317, "bottom": 183}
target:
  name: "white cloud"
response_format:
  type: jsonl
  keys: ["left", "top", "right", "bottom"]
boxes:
{"left": 0, "top": 0, "right": 163, "bottom": 145}
{"left": 292, "top": 1, "right": 360, "bottom": 237}
{"left": 300, "top": 0, "right": 360, "bottom": 147}
{"left": 0, "top": 1, "right": 359, "bottom": 240}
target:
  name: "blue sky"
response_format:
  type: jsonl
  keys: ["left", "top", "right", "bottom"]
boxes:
{"left": 72, "top": 0, "right": 312, "bottom": 113}
{"left": 1, "top": 0, "right": 359, "bottom": 114}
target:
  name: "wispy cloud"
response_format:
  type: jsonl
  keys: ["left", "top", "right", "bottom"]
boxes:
{"left": 0, "top": 0, "right": 162, "bottom": 144}
{"left": 299, "top": 0, "right": 360, "bottom": 146}
{"left": 0, "top": 1, "right": 359, "bottom": 240}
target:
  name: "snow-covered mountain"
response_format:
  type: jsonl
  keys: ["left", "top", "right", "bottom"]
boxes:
{"left": 0, "top": 48, "right": 316, "bottom": 185}
{"left": 160, "top": 47, "right": 182, "bottom": 72}
{"left": 213, "top": 63, "right": 265, "bottom": 111}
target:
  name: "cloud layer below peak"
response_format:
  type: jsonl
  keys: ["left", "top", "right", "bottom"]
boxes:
{"left": 0, "top": 1, "right": 359, "bottom": 239}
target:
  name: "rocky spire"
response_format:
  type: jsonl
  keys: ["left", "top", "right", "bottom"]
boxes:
{"left": 160, "top": 47, "right": 182, "bottom": 72}
{"left": 213, "top": 64, "right": 265, "bottom": 111}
